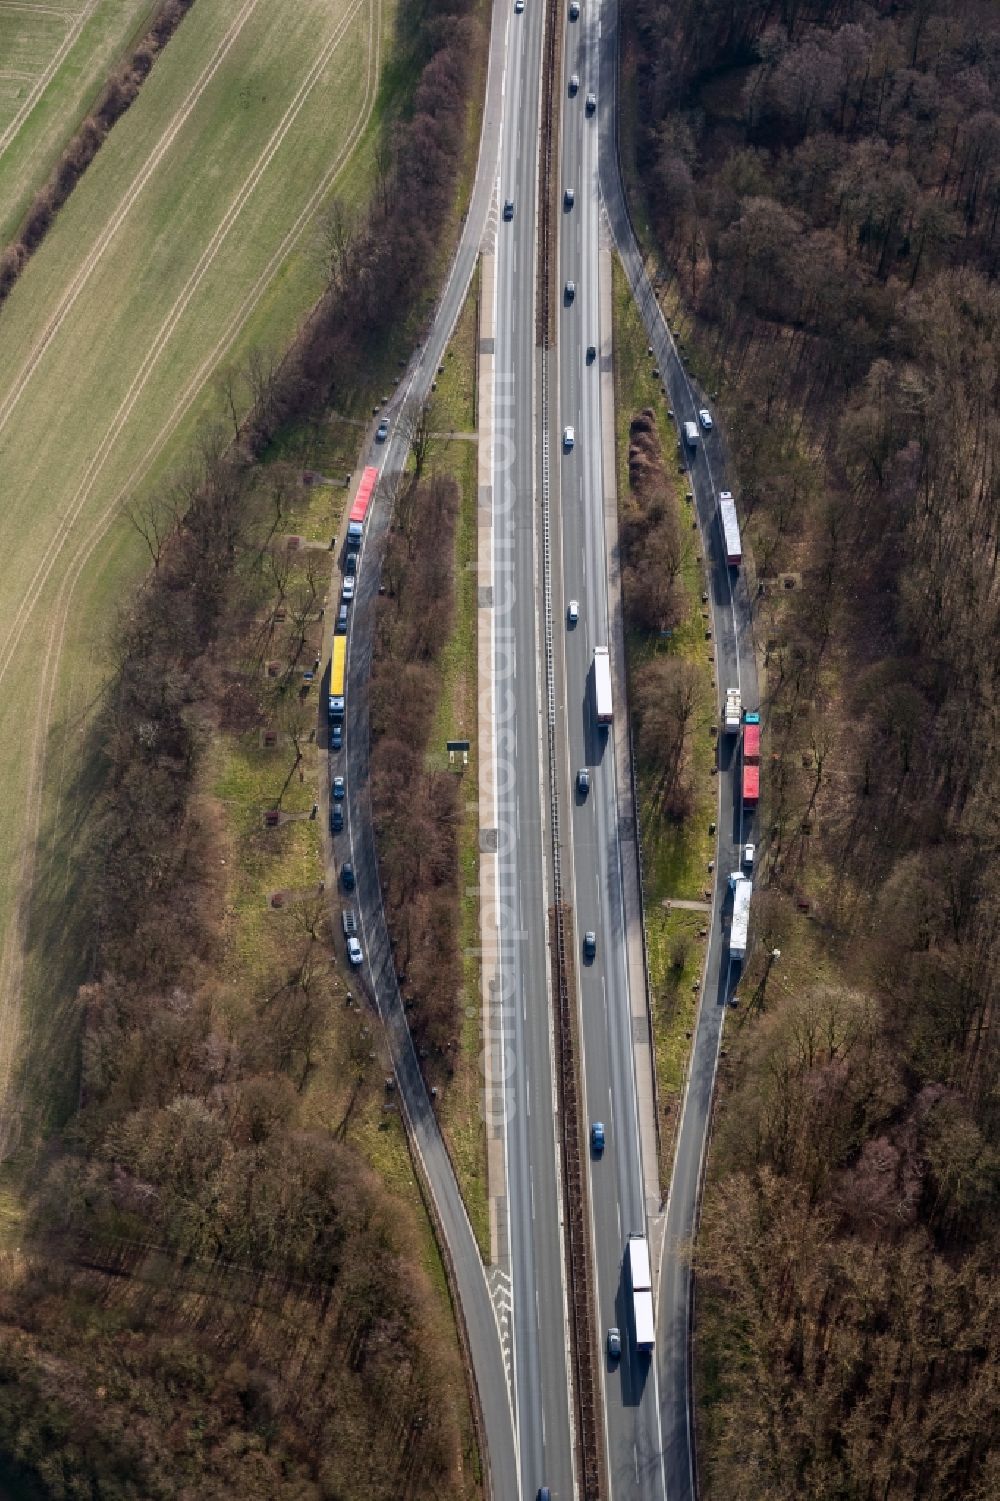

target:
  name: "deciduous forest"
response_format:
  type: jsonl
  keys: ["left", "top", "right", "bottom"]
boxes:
{"left": 629, "top": 0, "right": 999, "bottom": 1495}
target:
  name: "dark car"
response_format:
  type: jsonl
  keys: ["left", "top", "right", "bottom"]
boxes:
{"left": 340, "top": 862, "right": 356, "bottom": 891}
{"left": 607, "top": 1327, "right": 621, "bottom": 1360}
{"left": 563, "top": 187, "right": 575, "bottom": 209}
{"left": 583, "top": 930, "right": 597, "bottom": 961}
{"left": 591, "top": 1121, "right": 605, "bottom": 1154}
{"left": 564, "top": 279, "right": 576, "bottom": 303}
{"left": 586, "top": 344, "right": 596, "bottom": 363}
{"left": 332, "top": 776, "right": 346, "bottom": 801}
{"left": 503, "top": 198, "right": 514, "bottom": 221}
{"left": 330, "top": 724, "right": 342, "bottom": 752}
{"left": 375, "top": 419, "right": 389, "bottom": 442}
{"left": 585, "top": 91, "right": 596, "bottom": 115}
{"left": 577, "top": 767, "right": 590, "bottom": 796}
{"left": 330, "top": 804, "right": 344, "bottom": 834}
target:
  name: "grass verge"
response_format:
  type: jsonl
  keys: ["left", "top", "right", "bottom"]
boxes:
{"left": 613, "top": 253, "right": 718, "bottom": 1182}
{"left": 422, "top": 268, "right": 488, "bottom": 1258}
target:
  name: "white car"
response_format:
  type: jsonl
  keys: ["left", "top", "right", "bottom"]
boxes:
{"left": 567, "top": 599, "right": 579, "bottom": 624}
{"left": 743, "top": 843, "right": 755, "bottom": 869}
{"left": 563, "top": 426, "right": 575, "bottom": 449}
{"left": 699, "top": 408, "right": 713, "bottom": 431}
{"left": 342, "top": 577, "right": 355, "bottom": 601}
{"left": 347, "top": 936, "right": 363, "bottom": 967}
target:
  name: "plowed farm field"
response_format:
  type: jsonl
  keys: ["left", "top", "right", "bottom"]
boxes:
{"left": 0, "top": 0, "right": 387, "bottom": 1152}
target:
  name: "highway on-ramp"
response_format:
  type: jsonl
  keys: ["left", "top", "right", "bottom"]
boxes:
{"left": 596, "top": 2, "right": 761, "bottom": 1497}
{"left": 330, "top": 0, "right": 521, "bottom": 1494}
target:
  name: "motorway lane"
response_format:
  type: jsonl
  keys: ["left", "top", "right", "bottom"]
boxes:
{"left": 595, "top": 2, "right": 761, "bottom": 1497}
{"left": 495, "top": 3, "right": 575, "bottom": 1497}
{"left": 556, "top": 3, "right": 667, "bottom": 1498}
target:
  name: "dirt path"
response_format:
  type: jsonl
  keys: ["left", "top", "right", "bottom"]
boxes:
{"left": 0, "top": 0, "right": 381, "bottom": 1156}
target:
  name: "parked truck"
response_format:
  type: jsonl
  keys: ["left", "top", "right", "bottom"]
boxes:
{"left": 719, "top": 490, "right": 742, "bottom": 567}
{"left": 742, "top": 710, "right": 760, "bottom": 808}
{"left": 328, "top": 635, "right": 347, "bottom": 721}
{"left": 723, "top": 687, "right": 742, "bottom": 734}
{"left": 593, "top": 646, "right": 613, "bottom": 726}
{"left": 729, "top": 872, "right": 752, "bottom": 960}
{"left": 626, "top": 1233, "right": 655, "bottom": 1352}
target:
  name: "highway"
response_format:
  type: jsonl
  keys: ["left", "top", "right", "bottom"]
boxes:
{"left": 554, "top": 3, "right": 667, "bottom": 1499}
{"left": 594, "top": 2, "right": 761, "bottom": 1497}
{"left": 492, "top": 2, "right": 576, "bottom": 1497}
{"left": 333, "top": 1, "right": 760, "bottom": 1498}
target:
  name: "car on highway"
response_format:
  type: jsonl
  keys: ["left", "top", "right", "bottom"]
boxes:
{"left": 336, "top": 604, "right": 349, "bottom": 633}
{"left": 341, "top": 862, "right": 356, "bottom": 891}
{"left": 569, "top": 0, "right": 579, "bottom": 16}
{"left": 330, "top": 804, "right": 344, "bottom": 833}
{"left": 347, "top": 935, "right": 363, "bottom": 967}
{"left": 563, "top": 186, "right": 575, "bottom": 209}
{"left": 567, "top": 598, "right": 579, "bottom": 624}
{"left": 564, "top": 279, "right": 576, "bottom": 303}
{"left": 332, "top": 776, "right": 345, "bottom": 801}
{"left": 607, "top": 1327, "right": 622, "bottom": 1361}
{"left": 591, "top": 1121, "right": 605, "bottom": 1154}
{"left": 577, "top": 767, "right": 590, "bottom": 796}
{"left": 585, "top": 91, "right": 596, "bottom": 115}
{"left": 342, "top": 576, "right": 355, "bottom": 601}
{"left": 515, "top": 0, "right": 524, "bottom": 10}
{"left": 583, "top": 930, "right": 597, "bottom": 961}
{"left": 586, "top": 344, "right": 596, "bottom": 363}
{"left": 699, "top": 407, "right": 713, "bottom": 431}
{"left": 375, "top": 419, "right": 389, "bottom": 441}
{"left": 329, "top": 724, "right": 342, "bottom": 752}
{"left": 569, "top": 73, "right": 579, "bottom": 95}
{"left": 563, "top": 425, "right": 575, "bottom": 449}
{"left": 503, "top": 198, "right": 514, "bottom": 220}
{"left": 537, "top": 1490, "right": 551, "bottom": 1501}
{"left": 743, "top": 842, "right": 755, "bottom": 869}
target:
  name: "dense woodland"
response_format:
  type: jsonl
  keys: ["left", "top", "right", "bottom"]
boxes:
{"left": 630, "top": 0, "right": 999, "bottom": 1496}
{"left": 370, "top": 467, "right": 465, "bottom": 1067}
{"left": 0, "top": 1, "right": 484, "bottom": 1495}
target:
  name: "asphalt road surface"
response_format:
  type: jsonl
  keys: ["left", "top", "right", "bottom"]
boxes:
{"left": 554, "top": 3, "right": 668, "bottom": 1499}
{"left": 493, "top": 3, "right": 576, "bottom": 1497}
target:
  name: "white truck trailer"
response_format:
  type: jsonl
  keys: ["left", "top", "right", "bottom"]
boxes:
{"left": 626, "top": 1233, "right": 655, "bottom": 1352}
{"left": 593, "top": 647, "right": 613, "bottom": 726}
{"left": 719, "top": 490, "right": 742, "bottom": 566}
{"left": 723, "top": 687, "right": 742, "bottom": 734}
{"left": 683, "top": 419, "right": 699, "bottom": 450}
{"left": 729, "top": 872, "right": 752, "bottom": 960}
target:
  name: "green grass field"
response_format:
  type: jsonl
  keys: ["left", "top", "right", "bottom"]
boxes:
{"left": 0, "top": 0, "right": 162, "bottom": 244}
{"left": 0, "top": 0, "right": 395, "bottom": 1153}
